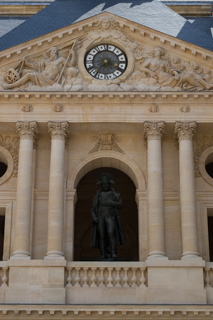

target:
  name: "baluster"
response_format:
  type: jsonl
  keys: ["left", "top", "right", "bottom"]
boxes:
{"left": 115, "top": 267, "right": 121, "bottom": 287}
{"left": 205, "top": 268, "right": 211, "bottom": 288}
{"left": 74, "top": 267, "right": 81, "bottom": 287}
{"left": 107, "top": 267, "right": 113, "bottom": 287}
{"left": 66, "top": 267, "right": 72, "bottom": 287}
{"left": 123, "top": 268, "right": 129, "bottom": 287}
{"left": 1, "top": 267, "right": 8, "bottom": 287}
{"left": 140, "top": 268, "right": 146, "bottom": 287}
{"left": 91, "top": 268, "right": 97, "bottom": 287}
{"left": 83, "top": 267, "right": 89, "bottom": 287}
{"left": 131, "top": 268, "right": 137, "bottom": 287}
{"left": 99, "top": 268, "right": 105, "bottom": 287}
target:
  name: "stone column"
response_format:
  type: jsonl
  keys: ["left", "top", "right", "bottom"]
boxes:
{"left": 144, "top": 121, "right": 167, "bottom": 259}
{"left": 175, "top": 121, "right": 200, "bottom": 259}
{"left": 11, "top": 121, "right": 37, "bottom": 259}
{"left": 45, "top": 121, "right": 68, "bottom": 259}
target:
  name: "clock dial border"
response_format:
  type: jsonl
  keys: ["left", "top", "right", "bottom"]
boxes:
{"left": 78, "top": 38, "right": 135, "bottom": 83}
{"left": 84, "top": 44, "right": 128, "bottom": 80}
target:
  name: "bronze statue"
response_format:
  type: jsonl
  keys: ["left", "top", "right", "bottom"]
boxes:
{"left": 90, "top": 173, "right": 126, "bottom": 260}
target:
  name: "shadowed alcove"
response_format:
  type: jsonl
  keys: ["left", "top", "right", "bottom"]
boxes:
{"left": 74, "top": 167, "right": 139, "bottom": 261}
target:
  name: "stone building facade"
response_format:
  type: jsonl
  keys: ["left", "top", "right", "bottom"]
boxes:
{"left": 0, "top": 0, "right": 212, "bottom": 318}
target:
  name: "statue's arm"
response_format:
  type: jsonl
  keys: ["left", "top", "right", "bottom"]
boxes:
{"left": 113, "top": 195, "right": 123, "bottom": 209}
{"left": 69, "top": 49, "right": 76, "bottom": 67}
{"left": 107, "top": 193, "right": 123, "bottom": 209}
{"left": 91, "top": 195, "right": 98, "bottom": 223}
{"left": 22, "top": 57, "right": 36, "bottom": 70}
{"left": 140, "top": 59, "right": 157, "bottom": 79}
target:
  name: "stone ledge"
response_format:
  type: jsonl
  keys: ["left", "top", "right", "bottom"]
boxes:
{"left": 0, "top": 304, "right": 213, "bottom": 317}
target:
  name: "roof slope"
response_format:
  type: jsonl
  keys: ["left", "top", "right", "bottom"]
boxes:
{"left": 0, "top": 0, "right": 212, "bottom": 52}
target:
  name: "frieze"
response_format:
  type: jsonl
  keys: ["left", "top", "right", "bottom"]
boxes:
{"left": 1, "top": 16, "right": 213, "bottom": 93}
{"left": 89, "top": 133, "right": 124, "bottom": 154}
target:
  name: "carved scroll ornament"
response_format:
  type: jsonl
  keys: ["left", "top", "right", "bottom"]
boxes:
{"left": 89, "top": 133, "right": 124, "bottom": 154}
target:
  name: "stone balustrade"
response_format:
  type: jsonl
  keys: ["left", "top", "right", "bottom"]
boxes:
{"left": 204, "top": 264, "right": 213, "bottom": 288}
{"left": 66, "top": 262, "right": 146, "bottom": 288}
{"left": 0, "top": 263, "right": 8, "bottom": 288}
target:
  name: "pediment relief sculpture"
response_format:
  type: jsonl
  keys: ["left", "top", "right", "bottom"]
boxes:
{"left": 1, "top": 16, "right": 213, "bottom": 92}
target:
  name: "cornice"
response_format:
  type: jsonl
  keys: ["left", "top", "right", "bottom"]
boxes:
{"left": 0, "top": 91, "right": 213, "bottom": 101}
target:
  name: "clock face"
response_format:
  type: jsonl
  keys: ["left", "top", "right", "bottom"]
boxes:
{"left": 85, "top": 44, "right": 127, "bottom": 80}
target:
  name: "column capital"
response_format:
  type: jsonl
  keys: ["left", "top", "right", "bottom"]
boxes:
{"left": 48, "top": 121, "right": 69, "bottom": 140}
{"left": 144, "top": 121, "right": 165, "bottom": 141}
{"left": 16, "top": 121, "right": 37, "bottom": 140}
{"left": 175, "top": 121, "right": 196, "bottom": 141}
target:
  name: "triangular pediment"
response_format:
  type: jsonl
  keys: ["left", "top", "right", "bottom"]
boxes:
{"left": 0, "top": 12, "right": 213, "bottom": 92}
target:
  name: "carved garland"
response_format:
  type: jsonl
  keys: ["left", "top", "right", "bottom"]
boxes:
{"left": 0, "top": 135, "right": 19, "bottom": 177}
{"left": 194, "top": 136, "right": 213, "bottom": 177}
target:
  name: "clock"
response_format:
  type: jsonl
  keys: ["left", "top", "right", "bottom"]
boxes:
{"left": 85, "top": 44, "right": 127, "bottom": 80}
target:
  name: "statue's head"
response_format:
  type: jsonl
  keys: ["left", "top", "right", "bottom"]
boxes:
{"left": 96, "top": 173, "right": 115, "bottom": 191}
{"left": 46, "top": 47, "right": 58, "bottom": 61}
{"left": 153, "top": 47, "right": 164, "bottom": 58}
{"left": 102, "top": 18, "right": 111, "bottom": 29}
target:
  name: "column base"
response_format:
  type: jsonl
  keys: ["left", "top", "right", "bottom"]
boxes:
{"left": 10, "top": 250, "right": 30, "bottom": 259}
{"left": 147, "top": 251, "right": 168, "bottom": 260}
{"left": 44, "top": 251, "right": 65, "bottom": 260}
{"left": 181, "top": 251, "right": 201, "bottom": 259}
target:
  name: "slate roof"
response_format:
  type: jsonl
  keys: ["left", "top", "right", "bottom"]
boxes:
{"left": 0, "top": 0, "right": 212, "bottom": 52}
{"left": 0, "top": 17, "right": 27, "bottom": 38}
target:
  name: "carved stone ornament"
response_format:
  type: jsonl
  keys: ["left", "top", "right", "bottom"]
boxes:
{"left": 0, "top": 135, "right": 19, "bottom": 177}
{"left": 194, "top": 136, "right": 213, "bottom": 177}
{"left": 1, "top": 15, "right": 213, "bottom": 92}
{"left": 48, "top": 121, "right": 69, "bottom": 141}
{"left": 53, "top": 104, "right": 63, "bottom": 112}
{"left": 175, "top": 121, "right": 196, "bottom": 141}
{"left": 180, "top": 106, "right": 190, "bottom": 113}
{"left": 16, "top": 121, "right": 38, "bottom": 140}
{"left": 21, "top": 104, "right": 33, "bottom": 112}
{"left": 89, "top": 133, "right": 124, "bottom": 154}
{"left": 144, "top": 122, "right": 165, "bottom": 141}
{"left": 149, "top": 105, "right": 159, "bottom": 113}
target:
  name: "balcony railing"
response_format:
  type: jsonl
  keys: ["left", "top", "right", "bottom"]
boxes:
{"left": 66, "top": 262, "right": 147, "bottom": 288}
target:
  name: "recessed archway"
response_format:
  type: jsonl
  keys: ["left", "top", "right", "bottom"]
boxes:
{"left": 74, "top": 167, "right": 139, "bottom": 261}
{"left": 67, "top": 151, "right": 146, "bottom": 190}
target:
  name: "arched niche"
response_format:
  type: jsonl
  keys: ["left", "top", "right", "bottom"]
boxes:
{"left": 74, "top": 167, "right": 139, "bottom": 261}
{"left": 65, "top": 151, "right": 147, "bottom": 262}
{"left": 67, "top": 151, "right": 146, "bottom": 190}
